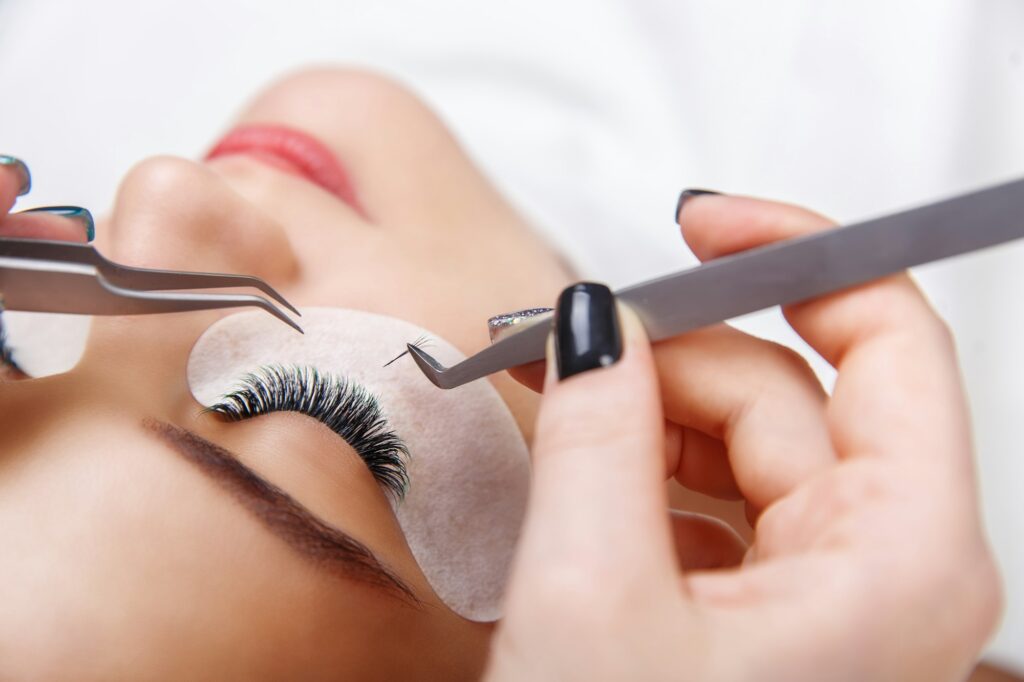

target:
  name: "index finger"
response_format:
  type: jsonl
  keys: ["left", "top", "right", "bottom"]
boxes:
{"left": 679, "top": 194, "right": 971, "bottom": 473}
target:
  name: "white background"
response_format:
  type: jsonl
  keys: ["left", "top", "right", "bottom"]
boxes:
{"left": 0, "top": 0, "right": 1021, "bottom": 669}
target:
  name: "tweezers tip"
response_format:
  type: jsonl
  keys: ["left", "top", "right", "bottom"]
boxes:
{"left": 406, "top": 342, "right": 430, "bottom": 360}
{"left": 253, "top": 281, "right": 301, "bottom": 317}
{"left": 276, "top": 294, "right": 302, "bottom": 317}
{"left": 275, "top": 310, "right": 304, "bottom": 334}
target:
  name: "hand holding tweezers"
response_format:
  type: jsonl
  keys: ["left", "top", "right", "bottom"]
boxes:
{"left": 408, "top": 176, "right": 1024, "bottom": 388}
{"left": 0, "top": 238, "right": 302, "bottom": 332}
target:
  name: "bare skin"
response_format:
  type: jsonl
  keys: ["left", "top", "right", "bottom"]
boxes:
{"left": 489, "top": 194, "right": 1003, "bottom": 681}
{"left": 0, "top": 68, "right": 571, "bottom": 680}
{"left": 0, "top": 68, "right": 1004, "bottom": 681}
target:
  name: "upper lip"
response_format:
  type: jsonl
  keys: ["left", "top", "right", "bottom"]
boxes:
{"left": 205, "top": 124, "right": 365, "bottom": 216}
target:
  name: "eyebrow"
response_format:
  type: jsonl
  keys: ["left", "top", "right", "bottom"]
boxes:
{"left": 143, "top": 418, "right": 417, "bottom": 603}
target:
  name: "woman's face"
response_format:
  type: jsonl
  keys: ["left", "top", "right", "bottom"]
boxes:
{"left": 0, "top": 69, "right": 571, "bottom": 680}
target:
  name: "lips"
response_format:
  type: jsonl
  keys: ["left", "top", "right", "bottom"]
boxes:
{"left": 205, "top": 124, "right": 364, "bottom": 215}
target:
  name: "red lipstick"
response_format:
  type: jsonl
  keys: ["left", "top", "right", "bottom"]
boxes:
{"left": 205, "top": 124, "right": 365, "bottom": 215}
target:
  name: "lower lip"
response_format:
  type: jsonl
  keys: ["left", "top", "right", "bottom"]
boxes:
{"left": 205, "top": 125, "right": 365, "bottom": 215}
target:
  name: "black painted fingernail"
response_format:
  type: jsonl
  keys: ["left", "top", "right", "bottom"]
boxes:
{"left": 0, "top": 156, "right": 32, "bottom": 196}
{"left": 555, "top": 282, "right": 622, "bottom": 380}
{"left": 674, "top": 188, "right": 720, "bottom": 224}
{"left": 22, "top": 205, "right": 95, "bottom": 241}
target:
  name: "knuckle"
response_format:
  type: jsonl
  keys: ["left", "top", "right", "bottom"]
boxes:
{"left": 749, "top": 201, "right": 834, "bottom": 239}
{"left": 913, "top": 549, "right": 1005, "bottom": 668}
{"left": 536, "top": 405, "right": 647, "bottom": 458}
{"left": 764, "top": 341, "right": 821, "bottom": 388}
{"left": 776, "top": 343, "right": 813, "bottom": 376}
{"left": 756, "top": 461, "right": 895, "bottom": 549}
{"left": 820, "top": 461, "right": 895, "bottom": 516}
{"left": 537, "top": 421, "right": 626, "bottom": 459}
{"left": 536, "top": 396, "right": 653, "bottom": 458}
{"left": 949, "top": 550, "right": 1004, "bottom": 648}
{"left": 928, "top": 315, "right": 957, "bottom": 354}
{"left": 975, "top": 556, "right": 1005, "bottom": 635}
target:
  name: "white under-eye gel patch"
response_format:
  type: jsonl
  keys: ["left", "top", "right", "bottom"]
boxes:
{"left": 0, "top": 311, "right": 89, "bottom": 377}
{"left": 187, "top": 307, "right": 529, "bottom": 622}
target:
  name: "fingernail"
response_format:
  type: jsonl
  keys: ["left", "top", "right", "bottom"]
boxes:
{"left": 0, "top": 156, "right": 32, "bottom": 196}
{"left": 554, "top": 282, "right": 622, "bottom": 381}
{"left": 488, "top": 307, "right": 553, "bottom": 342}
{"left": 22, "top": 205, "right": 95, "bottom": 241}
{"left": 674, "top": 188, "right": 720, "bottom": 224}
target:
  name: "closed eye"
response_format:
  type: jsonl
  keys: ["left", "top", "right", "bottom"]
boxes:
{"left": 207, "top": 365, "right": 410, "bottom": 500}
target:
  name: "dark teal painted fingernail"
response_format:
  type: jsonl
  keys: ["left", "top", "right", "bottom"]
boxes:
{"left": 22, "top": 205, "right": 95, "bottom": 241}
{"left": 0, "top": 156, "right": 31, "bottom": 196}
{"left": 674, "top": 188, "right": 721, "bottom": 224}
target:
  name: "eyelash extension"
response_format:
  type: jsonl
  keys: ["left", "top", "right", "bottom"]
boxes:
{"left": 382, "top": 333, "right": 433, "bottom": 368}
{"left": 208, "top": 365, "right": 410, "bottom": 500}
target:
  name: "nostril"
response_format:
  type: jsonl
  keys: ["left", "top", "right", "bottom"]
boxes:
{"left": 104, "top": 155, "right": 298, "bottom": 284}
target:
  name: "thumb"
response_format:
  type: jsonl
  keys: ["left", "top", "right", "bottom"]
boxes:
{"left": 513, "top": 282, "right": 676, "bottom": 579}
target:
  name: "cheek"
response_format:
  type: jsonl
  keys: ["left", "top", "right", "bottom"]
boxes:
{"left": 0, "top": 420, "right": 403, "bottom": 677}
{"left": 187, "top": 307, "right": 530, "bottom": 622}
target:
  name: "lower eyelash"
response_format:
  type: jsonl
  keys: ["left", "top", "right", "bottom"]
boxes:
{"left": 208, "top": 365, "right": 410, "bottom": 500}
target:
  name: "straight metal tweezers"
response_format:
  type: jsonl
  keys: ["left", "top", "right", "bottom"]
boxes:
{"left": 0, "top": 238, "right": 301, "bottom": 332}
{"left": 408, "top": 175, "right": 1024, "bottom": 388}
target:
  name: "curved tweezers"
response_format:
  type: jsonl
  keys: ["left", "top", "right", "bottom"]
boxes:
{"left": 0, "top": 238, "right": 301, "bottom": 332}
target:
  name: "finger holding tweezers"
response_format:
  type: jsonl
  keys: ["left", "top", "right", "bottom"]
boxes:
{"left": 0, "top": 238, "right": 302, "bottom": 333}
{"left": 407, "top": 175, "right": 1024, "bottom": 388}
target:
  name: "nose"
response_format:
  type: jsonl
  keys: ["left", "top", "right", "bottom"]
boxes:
{"left": 99, "top": 155, "right": 298, "bottom": 285}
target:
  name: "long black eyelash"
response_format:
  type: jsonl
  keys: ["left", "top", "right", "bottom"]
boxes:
{"left": 208, "top": 365, "right": 410, "bottom": 500}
